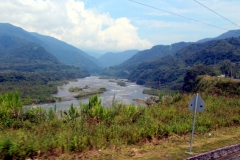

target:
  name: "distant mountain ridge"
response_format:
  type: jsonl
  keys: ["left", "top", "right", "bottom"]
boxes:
{"left": 104, "top": 29, "right": 240, "bottom": 73}
{"left": 197, "top": 29, "right": 240, "bottom": 43}
{"left": 102, "top": 42, "right": 192, "bottom": 73}
{"left": 101, "top": 29, "right": 240, "bottom": 77}
{"left": 123, "top": 42, "right": 191, "bottom": 65}
{"left": 98, "top": 50, "right": 139, "bottom": 67}
{"left": 0, "top": 23, "right": 101, "bottom": 73}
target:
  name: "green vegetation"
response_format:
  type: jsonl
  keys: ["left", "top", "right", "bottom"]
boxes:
{"left": 143, "top": 88, "right": 163, "bottom": 96}
{"left": 0, "top": 70, "right": 89, "bottom": 104}
{"left": 182, "top": 65, "right": 217, "bottom": 92}
{"left": 117, "top": 81, "right": 126, "bottom": 87}
{"left": 0, "top": 34, "right": 90, "bottom": 104}
{"left": 0, "top": 23, "right": 101, "bottom": 73}
{"left": 68, "top": 87, "right": 82, "bottom": 92}
{"left": 101, "top": 37, "right": 240, "bottom": 92}
{"left": 0, "top": 77, "right": 240, "bottom": 159}
{"left": 192, "top": 75, "right": 240, "bottom": 96}
{"left": 74, "top": 88, "right": 107, "bottom": 99}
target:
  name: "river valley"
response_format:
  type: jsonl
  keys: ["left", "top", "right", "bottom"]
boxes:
{"left": 32, "top": 76, "right": 150, "bottom": 110}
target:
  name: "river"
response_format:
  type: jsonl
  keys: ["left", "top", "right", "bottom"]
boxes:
{"left": 32, "top": 76, "right": 150, "bottom": 110}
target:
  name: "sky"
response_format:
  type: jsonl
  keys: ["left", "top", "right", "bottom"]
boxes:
{"left": 0, "top": 0, "right": 240, "bottom": 53}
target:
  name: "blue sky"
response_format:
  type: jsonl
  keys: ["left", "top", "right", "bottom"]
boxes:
{"left": 0, "top": 0, "right": 240, "bottom": 53}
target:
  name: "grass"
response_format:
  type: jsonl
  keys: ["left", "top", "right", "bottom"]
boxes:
{"left": 62, "top": 126, "right": 240, "bottom": 160}
{"left": 0, "top": 87, "right": 240, "bottom": 159}
{"left": 194, "top": 75, "right": 240, "bottom": 96}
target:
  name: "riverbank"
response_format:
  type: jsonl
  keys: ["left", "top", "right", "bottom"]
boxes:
{"left": 40, "top": 76, "right": 150, "bottom": 108}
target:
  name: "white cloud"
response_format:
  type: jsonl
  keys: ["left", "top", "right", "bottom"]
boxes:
{"left": 135, "top": 20, "right": 193, "bottom": 29}
{"left": 0, "top": 0, "right": 152, "bottom": 51}
{"left": 133, "top": 0, "right": 240, "bottom": 45}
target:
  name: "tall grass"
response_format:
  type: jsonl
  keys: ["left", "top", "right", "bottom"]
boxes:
{"left": 194, "top": 75, "right": 240, "bottom": 96}
{"left": 0, "top": 91, "right": 240, "bottom": 158}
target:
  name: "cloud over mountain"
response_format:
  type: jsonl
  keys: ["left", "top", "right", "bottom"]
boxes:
{"left": 0, "top": 0, "right": 152, "bottom": 51}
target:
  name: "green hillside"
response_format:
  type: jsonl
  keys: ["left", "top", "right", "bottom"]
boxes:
{"left": 101, "top": 37, "right": 240, "bottom": 91}
{"left": 0, "top": 23, "right": 101, "bottom": 73}
{"left": 111, "top": 42, "right": 191, "bottom": 70}
{"left": 0, "top": 34, "right": 89, "bottom": 104}
{"left": 188, "top": 75, "right": 240, "bottom": 96}
{"left": 0, "top": 35, "right": 59, "bottom": 66}
{"left": 31, "top": 32, "right": 102, "bottom": 73}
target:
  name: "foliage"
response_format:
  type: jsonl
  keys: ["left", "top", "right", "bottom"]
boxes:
{"left": 193, "top": 75, "right": 240, "bottom": 96}
{"left": 143, "top": 88, "right": 167, "bottom": 96}
{"left": 0, "top": 92, "right": 23, "bottom": 128}
{"left": 68, "top": 87, "right": 82, "bottom": 92}
{"left": 182, "top": 65, "right": 217, "bottom": 92}
{"left": 101, "top": 37, "right": 240, "bottom": 92}
{"left": 74, "top": 88, "right": 107, "bottom": 99}
{"left": 0, "top": 71, "right": 89, "bottom": 104}
{"left": 1, "top": 91, "right": 240, "bottom": 158}
{"left": 0, "top": 23, "right": 101, "bottom": 73}
{"left": 61, "top": 103, "right": 80, "bottom": 121}
{"left": 0, "top": 30, "right": 90, "bottom": 104}
{"left": 117, "top": 81, "right": 126, "bottom": 86}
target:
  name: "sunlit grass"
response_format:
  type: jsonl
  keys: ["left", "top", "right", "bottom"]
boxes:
{"left": 0, "top": 88, "right": 240, "bottom": 159}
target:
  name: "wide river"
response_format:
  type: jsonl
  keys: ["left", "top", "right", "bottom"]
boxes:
{"left": 33, "top": 76, "right": 150, "bottom": 110}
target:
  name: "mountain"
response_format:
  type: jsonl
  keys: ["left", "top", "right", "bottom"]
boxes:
{"left": 0, "top": 32, "right": 89, "bottom": 103}
{"left": 114, "top": 42, "right": 191, "bottom": 70}
{"left": 0, "top": 35, "right": 58, "bottom": 64}
{"left": 102, "top": 37, "right": 240, "bottom": 90}
{"left": 176, "top": 37, "right": 240, "bottom": 66}
{"left": 98, "top": 50, "right": 139, "bottom": 67}
{"left": 0, "top": 23, "right": 101, "bottom": 73}
{"left": 85, "top": 51, "right": 103, "bottom": 58}
{"left": 103, "top": 29, "right": 240, "bottom": 74}
{"left": 197, "top": 29, "right": 240, "bottom": 43}
{"left": 31, "top": 32, "right": 102, "bottom": 72}
{"left": 100, "top": 42, "right": 192, "bottom": 77}
{"left": 0, "top": 34, "right": 89, "bottom": 77}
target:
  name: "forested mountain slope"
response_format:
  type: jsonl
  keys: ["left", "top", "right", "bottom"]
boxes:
{"left": 0, "top": 23, "right": 101, "bottom": 73}
{"left": 102, "top": 29, "right": 240, "bottom": 77}
{"left": 176, "top": 38, "right": 240, "bottom": 66}
{"left": 0, "top": 33, "right": 89, "bottom": 103}
{"left": 0, "top": 35, "right": 89, "bottom": 76}
{"left": 102, "top": 37, "right": 240, "bottom": 91}
{"left": 116, "top": 42, "right": 191, "bottom": 69}
{"left": 31, "top": 32, "right": 102, "bottom": 72}
{"left": 0, "top": 35, "right": 58, "bottom": 65}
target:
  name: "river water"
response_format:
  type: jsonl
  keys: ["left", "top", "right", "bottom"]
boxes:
{"left": 33, "top": 76, "right": 150, "bottom": 110}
